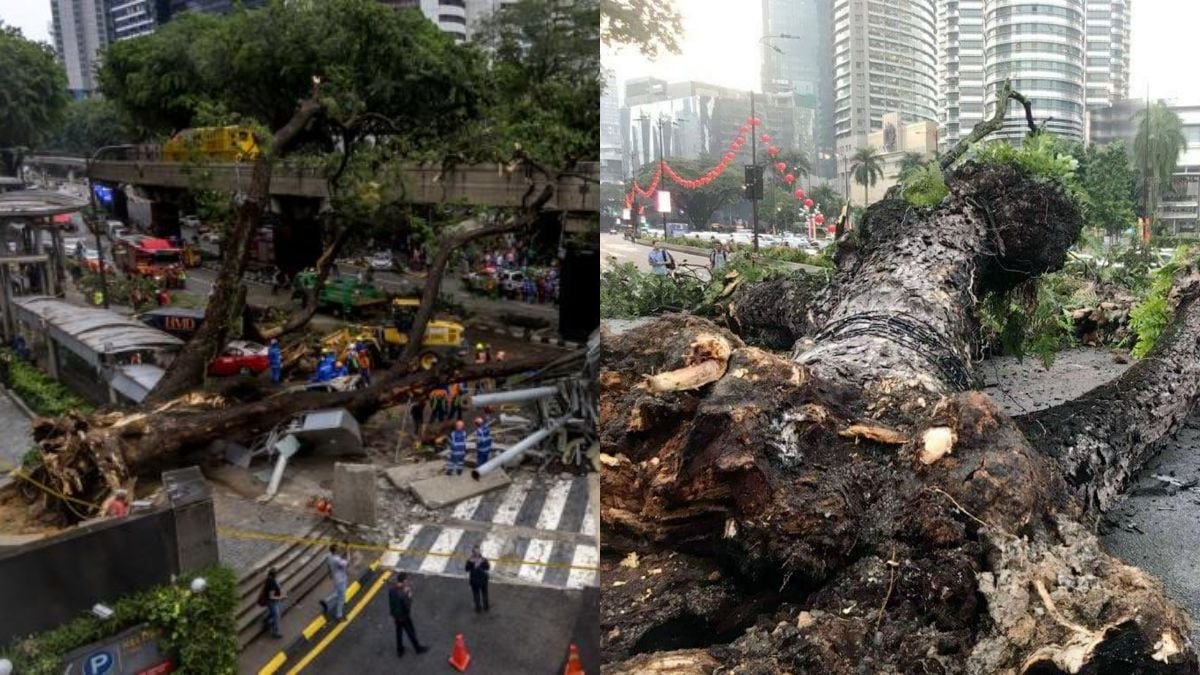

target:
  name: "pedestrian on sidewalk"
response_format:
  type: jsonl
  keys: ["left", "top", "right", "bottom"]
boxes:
{"left": 325, "top": 543, "right": 349, "bottom": 621}
{"left": 259, "top": 568, "right": 285, "bottom": 638}
{"left": 446, "top": 420, "right": 468, "bottom": 475}
{"left": 388, "top": 572, "right": 429, "bottom": 658}
{"left": 465, "top": 545, "right": 490, "bottom": 612}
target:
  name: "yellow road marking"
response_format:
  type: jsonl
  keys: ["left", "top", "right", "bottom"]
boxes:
{"left": 284, "top": 569, "right": 393, "bottom": 675}
{"left": 301, "top": 615, "right": 326, "bottom": 640}
{"left": 345, "top": 580, "right": 361, "bottom": 601}
{"left": 257, "top": 651, "right": 287, "bottom": 675}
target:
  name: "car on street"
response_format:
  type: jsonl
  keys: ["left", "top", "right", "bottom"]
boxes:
{"left": 180, "top": 215, "right": 201, "bottom": 229}
{"left": 367, "top": 251, "right": 394, "bottom": 270}
{"left": 207, "top": 340, "right": 270, "bottom": 376}
{"left": 499, "top": 269, "right": 526, "bottom": 297}
{"left": 80, "top": 248, "right": 114, "bottom": 273}
{"left": 199, "top": 231, "right": 222, "bottom": 245}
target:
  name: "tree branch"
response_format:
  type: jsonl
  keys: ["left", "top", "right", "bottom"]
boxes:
{"left": 938, "top": 81, "right": 1037, "bottom": 171}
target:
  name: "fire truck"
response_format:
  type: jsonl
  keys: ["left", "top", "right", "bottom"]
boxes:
{"left": 114, "top": 235, "right": 187, "bottom": 289}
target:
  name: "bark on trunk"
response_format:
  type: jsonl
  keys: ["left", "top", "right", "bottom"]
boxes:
{"left": 600, "top": 163, "right": 1199, "bottom": 672}
{"left": 146, "top": 97, "right": 324, "bottom": 403}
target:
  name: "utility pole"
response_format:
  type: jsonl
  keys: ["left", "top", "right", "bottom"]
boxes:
{"left": 751, "top": 91, "right": 760, "bottom": 252}
{"left": 658, "top": 118, "right": 667, "bottom": 234}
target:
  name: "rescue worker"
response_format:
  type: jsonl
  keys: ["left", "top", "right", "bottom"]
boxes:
{"left": 445, "top": 420, "right": 468, "bottom": 476}
{"left": 474, "top": 416, "right": 492, "bottom": 467}
{"left": 268, "top": 338, "right": 283, "bottom": 384}
{"left": 332, "top": 360, "right": 348, "bottom": 378}
{"left": 449, "top": 381, "right": 467, "bottom": 421}
{"left": 311, "top": 353, "right": 335, "bottom": 383}
{"left": 92, "top": 289, "right": 104, "bottom": 306}
{"left": 429, "top": 384, "right": 450, "bottom": 423}
{"left": 356, "top": 342, "right": 372, "bottom": 385}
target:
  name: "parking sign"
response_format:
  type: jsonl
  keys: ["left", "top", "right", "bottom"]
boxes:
{"left": 83, "top": 651, "right": 115, "bottom": 675}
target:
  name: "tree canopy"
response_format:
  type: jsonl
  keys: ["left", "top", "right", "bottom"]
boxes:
{"left": 0, "top": 23, "right": 68, "bottom": 174}
{"left": 600, "top": 0, "right": 682, "bottom": 58}
{"left": 1079, "top": 141, "right": 1137, "bottom": 236}
{"left": 1134, "top": 101, "right": 1187, "bottom": 221}
{"left": 42, "top": 98, "right": 136, "bottom": 157}
{"left": 851, "top": 146, "right": 884, "bottom": 205}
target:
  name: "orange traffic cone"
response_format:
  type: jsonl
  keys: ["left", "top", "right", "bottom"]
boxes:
{"left": 563, "top": 643, "right": 584, "bottom": 675}
{"left": 449, "top": 633, "right": 471, "bottom": 672}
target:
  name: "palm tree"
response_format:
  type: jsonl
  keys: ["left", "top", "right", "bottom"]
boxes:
{"left": 808, "top": 184, "right": 843, "bottom": 217}
{"left": 1134, "top": 101, "right": 1187, "bottom": 225}
{"left": 897, "top": 152, "right": 925, "bottom": 181}
{"left": 779, "top": 150, "right": 812, "bottom": 180}
{"left": 851, "top": 146, "right": 885, "bottom": 206}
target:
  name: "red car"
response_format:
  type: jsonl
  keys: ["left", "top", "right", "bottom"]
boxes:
{"left": 208, "top": 340, "right": 270, "bottom": 377}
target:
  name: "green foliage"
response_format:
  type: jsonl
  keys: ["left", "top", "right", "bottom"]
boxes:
{"left": 1135, "top": 101, "right": 1187, "bottom": 219}
{"left": 474, "top": 0, "right": 599, "bottom": 167}
{"left": 979, "top": 276, "right": 1078, "bottom": 367}
{"left": 600, "top": 262, "right": 705, "bottom": 318}
{"left": 1079, "top": 141, "right": 1138, "bottom": 235}
{"left": 42, "top": 98, "right": 137, "bottom": 157}
{"left": 2, "top": 349, "right": 92, "bottom": 417}
{"left": 807, "top": 185, "right": 844, "bottom": 221}
{"left": 1129, "top": 248, "right": 1189, "bottom": 358}
{"left": 0, "top": 23, "right": 68, "bottom": 173}
{"left": 968, "top": 133, "right": 1086, "bottom": 209}
{"left": 900, "top": 164, "right": 949, "bottom": 207}
{"left": 897, "top": 152, "right": 926, "bottom": 182}
{"left": 851, "top": 146, "right": 884, "bottom": 203}
{"left": 600, "top": 0, "right": 682, "bottom": 57}
{"left": 2, "top": 567, "right": 237, "bottom": 675}
{"left": 639, "top": 236, "right": 833, "bottom": 267}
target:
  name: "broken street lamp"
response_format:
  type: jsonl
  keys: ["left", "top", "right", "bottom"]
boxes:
{"left": 744, "top": 165, "right": 764, "bottom": 200}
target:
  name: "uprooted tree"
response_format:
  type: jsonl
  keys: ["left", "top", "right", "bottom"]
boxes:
{"left": 600, "top": 87, "right": 1200, "bottom": 673}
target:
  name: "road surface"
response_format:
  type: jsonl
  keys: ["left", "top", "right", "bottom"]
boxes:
{"left": 247, "top": 472, "right": 600, "bottom": 674}
{"left": 600, "top": 233, "right": 711, "bottom": 273}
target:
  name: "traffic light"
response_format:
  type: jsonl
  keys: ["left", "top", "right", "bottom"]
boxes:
{"left": 744, "top": 165, "right": 763, "bottom": 200}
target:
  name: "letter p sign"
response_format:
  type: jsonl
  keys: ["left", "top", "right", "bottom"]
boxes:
{"left": 84, "top": 651, "right": 114, "bottom": 675}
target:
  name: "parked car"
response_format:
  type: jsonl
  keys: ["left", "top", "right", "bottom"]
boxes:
{"left": 367, "top": 251, "right": 394, "bottom": 270}
{"left": 180, "top": 215, "right": 201, "bottom": 229}
{"left": 199, "top": 231, "right": 222, "bottom": 245}
{"left": 80, "top": 248, "right": 114, "bottom": 273}
{"left": 207, "top": 340, "right": 270, "bottom": 376}
{"left": 499, "top": 270, "right": 526, "bottom": 297}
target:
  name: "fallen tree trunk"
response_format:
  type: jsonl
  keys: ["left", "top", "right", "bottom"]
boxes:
{"left": 26, "top": 355, "right": 549, "bottom": 519}
{"left": 600, "top": 161, "right": 1200, "bottom": 672}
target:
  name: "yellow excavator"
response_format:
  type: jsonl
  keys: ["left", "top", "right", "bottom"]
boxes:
{"left": 321, "top": 298, "right": 465, "bottom": 370}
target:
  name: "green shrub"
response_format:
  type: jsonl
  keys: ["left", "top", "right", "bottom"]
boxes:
{"left": 968, "top": 134, "right": 1085, "bottom": 205}
{"left": 900, "top": 164, "right": 949, "bottom": 207}
{"left": 1, "top": 566, "right": 238, "bottom": 675}
{"left": 3, "top": 349, "right": 92, "bottom": 417}
{"left": 979, "top": 274, "right": 1078, "bottom": 367}
{"left": 635, "top": 236, "right": 834, "bottom": 268}
{"left": 600, "top": 262, "right": 707, "bottom": 318}
{"left": 1128, "top": 249, "right": 1188, "bottom": 358}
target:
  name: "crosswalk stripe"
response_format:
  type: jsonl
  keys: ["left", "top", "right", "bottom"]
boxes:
{"left": 492, "top": 480, "right": 529, "bottom": 526}
{"left": 479, "top": 531, "right": 507, "bottom": 574}
{"left": 580, "top": 489, "right": 597, "bottom": 538}
{"left": 534, "top": 480, "right": 573, "bottom": 531}
{"left": 381, "top": 523, "right": 421, "bottom": 568}
{"left": 566, "top": 544, "right": 599, "bottom": 588}
{"left": 396, "top": 526, "right": 441, "bottom": 571}
{"left": 419, "top": 527, "right": 465, "bottom": 574}
{"left": 517, "top": 538, "right": 556, "bottom": 583}
{"left": 451, "top": 496, "right": 482, "bottom": 520}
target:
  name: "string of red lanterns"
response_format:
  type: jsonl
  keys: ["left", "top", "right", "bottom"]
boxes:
{"left": 625, "top": 115, "right": 826, "bottom": 225}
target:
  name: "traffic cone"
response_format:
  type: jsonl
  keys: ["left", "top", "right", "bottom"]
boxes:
{"left": 563, "top": 643, "right": 584, "bottom": 675}
{"left": 448, "top": 633, "right": 471, "bottom": 672}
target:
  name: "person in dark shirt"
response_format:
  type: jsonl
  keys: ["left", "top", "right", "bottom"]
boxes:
{"left": 260, "top": 568, "right": 285, "bottom": 638}
{"left": 464, "top": 545, "right": 490, "bottom": 612}
{"left": 388, "top": 572, "right": 429, "bottom": 658}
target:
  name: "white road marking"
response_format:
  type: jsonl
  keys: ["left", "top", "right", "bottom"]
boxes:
{"left": 580, "top": 489, "right": 597, "bottom": 538}
{"left": 419, "top": 527, "right": 465, "bottom": 574}
{"left": 491, "top": 478, "right": 530, "bottom": 526}
{"left": 517, "top": 538, "right": 556, "bottom": 584}
{"left": 566, "top": 544, "right": 599, "bottom": 589}
{"left": 534, "top": 479, "right": 573, "bottom": 532}
{"left": 451, "top": 496, "right": 482, "bottom": 520}
{"left": 382, "top": 523, "right": 422, "bottom": 568}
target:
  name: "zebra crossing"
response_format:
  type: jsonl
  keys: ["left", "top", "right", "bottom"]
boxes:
{"left": 382, "top": 474, "right": 598, "bottom": 589}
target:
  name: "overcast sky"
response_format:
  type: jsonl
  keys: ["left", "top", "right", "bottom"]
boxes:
{"left": 604, "top": 0, "right": 1200, "bottom": 105}
{"left": 4, "top": 0, "right": 1196, "bottom": 103}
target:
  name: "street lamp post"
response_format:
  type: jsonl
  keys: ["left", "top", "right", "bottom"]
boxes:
{"left": 750, "top": 91, "right": 760, "bottom": 252}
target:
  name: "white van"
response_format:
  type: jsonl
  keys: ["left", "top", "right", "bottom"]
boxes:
{"left": 105, "top": 220, "right": 127, "bottom": 239}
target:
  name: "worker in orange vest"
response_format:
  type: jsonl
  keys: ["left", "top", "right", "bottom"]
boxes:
{"left": 449, "top": 381, "right": 467, "bottom": 421}
{"left": 429, "top": 384, "right": 450, "bottom": 423}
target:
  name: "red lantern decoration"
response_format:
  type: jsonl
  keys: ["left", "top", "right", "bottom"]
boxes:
{"left": 724, "top": 152, "right": 735, "bottom": 162}
{"left": 774, "top": 161, "right": 787, "bottom": 173}
{"left": 740, "top": 124, "right": 751, "bottom": 133}
{"left": 767, "top": 146, "right": 779, "bottom": 158}
{"left": 784, "top": 174, "right": 795, "bottom": 185}
{"left": 751, "top": 117, "right": 762, "bottom": 126}
{"left": 760, "top": 133, "right": 771, "bottom": 143}
{"left": 804, "top": 198, "right": 814, "bottom": 208}
{"left": 794, "top": 189, "right": 805, "bottom": 199}
{"left": 815, "top": 214, "right": 825, "bottom": 224}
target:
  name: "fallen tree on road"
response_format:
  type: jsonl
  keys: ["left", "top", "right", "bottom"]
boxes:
{"left": 600, "top": 146, "right": 1200, "bottom": 670}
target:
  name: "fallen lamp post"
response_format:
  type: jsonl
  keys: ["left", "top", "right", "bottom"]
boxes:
{"left": 472, "top": 415, "right": 575, "bottom": 480}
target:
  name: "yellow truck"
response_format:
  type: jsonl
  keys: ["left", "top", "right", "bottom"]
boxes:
{"left": 322, "top": 299, "right": 465, "bottom": 370}
{"left": 163, "top": 126, "right": 261, "bottom": 162}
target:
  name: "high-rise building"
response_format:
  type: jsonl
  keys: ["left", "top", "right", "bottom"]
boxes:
{"left": 381, "top": 0, "right": 517, "bottom": 42}
{"left": 600, "top": 68, "right": 623, "bottom": 185}
{"left": 109, "top": 0, "right": 164, "bottom": 42}
{"left": 761, "top": 0, "right": 835, "bottom": 177}
{"left": 166, "top": 0, "right": 266, "bottom": 14}
{"left": 51, "top": 0, "right": 110, "bottom": 97}
{"left": 938, "top": 0, "right": 1131, "bottom": 147}
{"left": 831, "top": 0, "right": 939, "bottom": 158}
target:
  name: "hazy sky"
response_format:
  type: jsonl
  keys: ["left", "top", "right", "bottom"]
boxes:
{"left": 2, "top": 1, "right": 52, "bottom": 44}
{"left": 604, "top": 0, "right": 1200, "bottom": 105}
